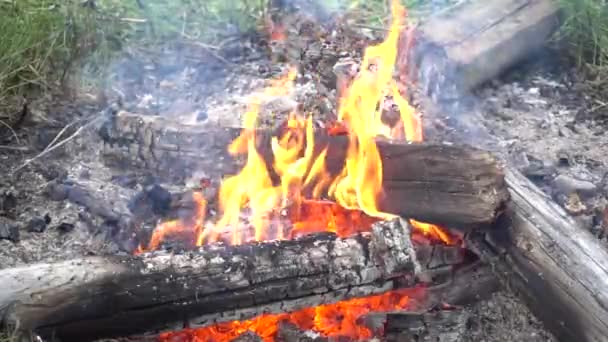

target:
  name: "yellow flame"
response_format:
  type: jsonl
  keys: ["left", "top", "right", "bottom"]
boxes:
{"left": 195, "top": 0, "right": 427, "bottom": 245}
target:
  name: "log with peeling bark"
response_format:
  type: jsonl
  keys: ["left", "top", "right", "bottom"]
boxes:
{"left": 121, "top": 262, "right": 498, "bottom": 342}
{"left": 1, "top": 219, "right": 426, "bottom": 341}
{"left": 466, "top": 168, "right": 608, "bottom": 342}
{"left": 403, "top": 0, "right": 561, "bottom": 100}
{"left": 99, "top": 111, "right": 509, "bottom": 228}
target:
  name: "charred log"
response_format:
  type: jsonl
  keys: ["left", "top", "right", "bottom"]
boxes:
{"left": 360, "top": 262, "right": 498, "bottom": 334}
{"left": 467, "top": 168, "right": 608, "bottom": 342}
{"left": 100, "top": 112, "right": 508, "bottom": 228}
{"left": 1, "top": 219, "right": 424, "bottom": 342}
{"left": 405, "top": 0, "right": 561, "bottom": 100}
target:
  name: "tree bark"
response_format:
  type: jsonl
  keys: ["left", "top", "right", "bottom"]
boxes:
{"left": 100, "top": 111, "right": 509, "bottom": 228}
{"left": 404, "top": 0, "right": 561, "bottom": 100}
{"left": 1, "top": 219, "right": 423, "bottom": 342}
{"left": 467, "top": 168, "right": 608, "bottom": 342}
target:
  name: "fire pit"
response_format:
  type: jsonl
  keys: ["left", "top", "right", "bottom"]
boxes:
{"left": 3, "top": 0, "right": 608, "bottom": 342}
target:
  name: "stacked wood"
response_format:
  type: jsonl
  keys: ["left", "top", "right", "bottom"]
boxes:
{"left": 404, "top": 0, "right": 561, "bottom": 99}
{"left": 99, "top": 111, "right": 509, "bottom": 228}
{"left": 1, "top": 219, "right": 426, "bottom": 341}
{"left": 467, "top": 168, "right": 608, "bottom": 342}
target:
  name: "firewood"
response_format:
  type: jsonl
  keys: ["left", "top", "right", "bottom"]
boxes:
{"left": 360, "top": 262, "right": 497, "bottom": 333}
{"left": 100, "top": 112, "right": 509, "bottom": 228}
{"left": 405, "top": 0, "right": 561, "bottom": 99}
{"left": 467, "top": 168, "right": 608, "bottom": 342}
{"left": 126, "top": 262, "right": 498, "bottom": 342}
{"left": 1, "top": 219, "right": 428, "bottom": 342}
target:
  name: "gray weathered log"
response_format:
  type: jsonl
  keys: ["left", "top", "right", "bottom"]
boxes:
{"left": 405, "top": 0, "right": 561, "bottom": 100}
{"left": 467, "top": 168, "right": 608, "bottom": 342}
{"left": 99, "top": 111, "right": 509, "bottom": 228}
{"left": 0, "top": 219, "right": 420, "bottom": 342}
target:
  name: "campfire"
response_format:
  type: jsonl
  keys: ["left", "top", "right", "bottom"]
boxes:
{"left": 138, "top": 0, "right": 446, "bottom": 254}
{"left": 133, "top": 1, "right": 461, "bottom": 340}
{"left": 8, "top": 1, "right": 607, "bottom": 342}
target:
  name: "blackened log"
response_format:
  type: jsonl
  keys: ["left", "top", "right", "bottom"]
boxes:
{"left": 360, "top": 262, "right": 498, "bottom": 335}
{"left": 0, "top": 219, "right": 420, "bottom": 342}
{"left": 467, "top": 168, "right": 608, "bottom": 342}
{"left": 404, "top": 0, "right": 561, "bottom": 100}
{"left": 98, "top": 111, "right": 244, "bottom": 183}
{"left": 100, "top": 112, "right": 508, "bottom": 228}
{"left": 124, "top": 262, "right": 496, "bottom": 342}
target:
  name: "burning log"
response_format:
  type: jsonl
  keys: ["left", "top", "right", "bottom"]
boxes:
{"left": 1, "top": 219, "right": 430, "bottom": 341}
{"left": 131, "top": 262, "right": 497, "bottom": 342}
{"left": 100, "top": 111, "right": 508, "bottom": 228}
{"left": 467, "top": 168, "right": 608, "bottom": 342}
{"left": 406, "top": 0, "right": 561, "bottom": 99}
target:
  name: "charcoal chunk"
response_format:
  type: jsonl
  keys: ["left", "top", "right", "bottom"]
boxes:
{"left": 27, "top": 217, "right": 48, "bottom": 233}
{"left": 0, "top": 222, "right": 19, "bottom": 242}
{"left": 56, "top": 222, "right": 75, "bottom": 233}
{"left": 128, "top": 184, "right": 172, "bottom": 217}
{"left": 0, "top": 191, "right": 17, "bottom": 215}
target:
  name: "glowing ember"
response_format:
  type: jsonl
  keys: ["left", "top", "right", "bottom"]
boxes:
{"left": 287, "top": 199, "right": 380, "bottom": 238}
{"left": 159, "top": 287, "right": 425, "bottom": 342}
{"left": 265, "top": 15, "right": 287, "bottom": 42}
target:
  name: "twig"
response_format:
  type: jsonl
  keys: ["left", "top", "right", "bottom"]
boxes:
{"left": 0, "top": 119, "right": 20, "bottom": 144}
{"left": 590, "top": 99, "right": 608, "bottom": 113}
{"left": 180, "top": 38, "right": 234, "bottom": 65}
{"left": 40, "top": 120, "right": 79, "bottom": 155}
{"left": 13, "top": 116, "right": 103, "bottom": 173}
{"left": 120, "top": 17, "right": 147, "bottom": 23}
{"left": 0, "top": 145, "right": 28, "bottom": 151}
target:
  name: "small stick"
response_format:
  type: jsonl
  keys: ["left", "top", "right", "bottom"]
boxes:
{"left": 120, "top": 18, "right": 147, "bottom": 23}
{"left": 13, "top": 116, "right": 103, "bottom": 173}
{"left": 0, "top": 145, "right": 28, "bottom": 151}
{"left": 0, "top": 119, "right": 20, "bottom": 144}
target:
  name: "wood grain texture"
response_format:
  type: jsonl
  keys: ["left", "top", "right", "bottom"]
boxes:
{"left": 100, "top": 112, "right": 509, "bottom": 228}
{"left": 408, "top": 0, "right": 561, "bottom": 99}
{"left": 1, "top": 219, "right": 420, "bottom": 341}
{"left": 468, "top": 168, "right": 608, "bottom": 342}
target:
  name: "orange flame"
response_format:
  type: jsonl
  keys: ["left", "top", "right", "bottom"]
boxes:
{"left": 199, "top": 0, "right": 420, "bottom": 246}
{"left": 137, "top": 0, "right": 448, "bottom": 255}
{"left": 159, "top": 286, "right": 426, "bottom": 342}
{"left": 140, "top": 1, "right": 459, "bottom": 340}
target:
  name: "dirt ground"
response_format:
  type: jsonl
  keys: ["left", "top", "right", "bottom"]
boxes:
{"left": 2, "top": 10, "right": 606, "bottom": 342}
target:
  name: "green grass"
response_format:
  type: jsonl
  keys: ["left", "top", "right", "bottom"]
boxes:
{"left": 0, "top": 0, "right": 93, "bottom": 101}
{"left": 2, "top": 0, "right": 607, "bottom": 107}
{"left": 0, "top": 0, "right": 430, "bottom": 105}
{"left": 348, "top": 0, "right": 427, "bottom": 27}
{"left": 558, "top": 0, "right": 608, "bottom": 67}
{"left": 0, "top": 0, "right": 269, "bottom": 106}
